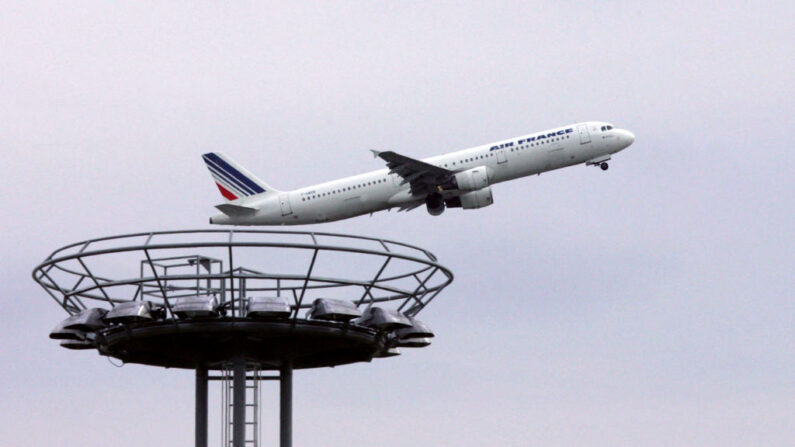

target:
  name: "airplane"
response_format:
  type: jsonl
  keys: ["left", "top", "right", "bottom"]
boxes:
{"left": 203, "top": 121, "right": 634, "bottom": 225}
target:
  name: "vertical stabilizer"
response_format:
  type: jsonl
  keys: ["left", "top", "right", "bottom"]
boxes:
{"left": 202, "top": 152, "right": 279, "bottom": 201}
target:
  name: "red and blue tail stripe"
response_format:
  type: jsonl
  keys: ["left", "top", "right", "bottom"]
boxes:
{"left": 202, "top": 153, "right": 267, "bottom": 201}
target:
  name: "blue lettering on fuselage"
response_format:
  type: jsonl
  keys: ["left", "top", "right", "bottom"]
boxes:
{"left": 493, "top": 128, "right": 573, "bottom": 150}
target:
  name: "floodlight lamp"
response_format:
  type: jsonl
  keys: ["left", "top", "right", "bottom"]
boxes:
{"left": 49, "top": 325, "right": 86, "bottom": 341}
{"left": 355, "top": 307, "right": 412, "bottom": 330}
{"left": 309, "top": 298, "right": 361, "bottom": 322}
{"left": 372, "top": 346, "right": 401, "bottom": 358}
{"left": 389, "top": 336, "right": 431, "bottom": 348}
{"left": 394, "top": 317, "right": 434, "bottom": 340}
{"left": 104, "top": 301, "right": 158, "bottom": 323}
{"left": 171, "top": 295, "right": 219, "bottom": 319}
{"left": 246, "top": 296, "right": 291, "bottom": 318}
{"left": 61, "top": 308, "right": 108, "bottom": 332}
{"left": 60, "top": 338, "right": 96, "bottom": 350}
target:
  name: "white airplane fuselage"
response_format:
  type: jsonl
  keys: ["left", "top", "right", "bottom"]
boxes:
{"left": 208, "top": 121, "right": 634, "bottom": 225}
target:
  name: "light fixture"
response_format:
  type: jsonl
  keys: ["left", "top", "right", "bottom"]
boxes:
{"left": 355, "top": 307, "right": 412, "bottom": 330}
{"left": 60, "top": 338, "right": 96, "bottom": 350}
{"left": 247, "top": 296, "right": 291, "bottom": 318}
{"left": 394, "top": 317, "right": 434, "bottom": 339}
{"left": 389, "top": 336, "right": 431, "bottom": 348}
{"left": 372, "top": 347, "right": 401, "bottom": 358}
{"left": 62, "top": 308, "right": 107, "bottom": 331}
{"left": 50, "top": 308, "right": 107, "bottom": 340}
{"left": 308, "top": 298, "right": 361, "bottom": 322}
{"left": 49, "top": 326, "right": 86, "bottom": 341}
{"left": 104, "top": 301, "right": 159, "bottom": 323}
{"left": 171, "top": 295, "right": 219, "bottom": 319}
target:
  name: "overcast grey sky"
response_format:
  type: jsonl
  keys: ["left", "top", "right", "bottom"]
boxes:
{"left": 1, "top": 1, "right": 792, "bottom": 446}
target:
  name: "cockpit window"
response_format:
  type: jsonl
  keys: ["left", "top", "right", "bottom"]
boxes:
{"left": 602, "top": 125, "right": 614, "bottom": 131}
{"left": 601, "top": 126, "right": 606, "bottom": 131}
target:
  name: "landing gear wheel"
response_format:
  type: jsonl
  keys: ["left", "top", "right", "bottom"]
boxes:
{"left": 600, "top": 162, "right": 609, "bottom": 171}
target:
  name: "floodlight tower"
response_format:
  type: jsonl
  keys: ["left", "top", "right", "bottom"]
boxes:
{"left": 33, "top": 230, "right": 453, "bottom": 447}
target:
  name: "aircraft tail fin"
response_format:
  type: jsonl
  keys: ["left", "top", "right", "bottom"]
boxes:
{"left": 202, "top": 152, "right": 279, "bottom": 201}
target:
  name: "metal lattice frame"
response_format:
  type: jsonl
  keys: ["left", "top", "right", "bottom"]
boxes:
{"left": 32, "top": 229, "right": 454, "bottom": 319}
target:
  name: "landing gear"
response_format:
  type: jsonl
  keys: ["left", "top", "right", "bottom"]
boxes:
{"left": 600, "top": 162, "right": 609, "bottom": 171}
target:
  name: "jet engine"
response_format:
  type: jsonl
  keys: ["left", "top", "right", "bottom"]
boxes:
{"left": 446, "top": 186, "right": 494, "bottom": 210}
{"left": 425, "top": 192, "right": 445, "bottom": 216}
{"left": 446, "top": 166, "right": 490, "bottom": 192}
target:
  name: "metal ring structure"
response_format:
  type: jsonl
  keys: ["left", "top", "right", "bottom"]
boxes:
{"left": 33, "top": 229, "right": 454, "bottom": 370}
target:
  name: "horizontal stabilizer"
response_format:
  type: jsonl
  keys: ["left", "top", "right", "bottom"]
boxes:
{"left": 215, "top": 203, "right": 257, "bottom": 217}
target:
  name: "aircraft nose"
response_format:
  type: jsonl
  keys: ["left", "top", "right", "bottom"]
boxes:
{"left": 620, "top": 130, "right": 635, "bottom": 148}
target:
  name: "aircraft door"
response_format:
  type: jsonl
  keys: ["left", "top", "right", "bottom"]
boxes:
{"left": 496, "top": 148, "right": 508, "bottom": 164}
{"left": 578, "top": 124, "right": 591, "bottom": 144}
{"left": 279, "top": 193, "right": 293, "bottom": 216}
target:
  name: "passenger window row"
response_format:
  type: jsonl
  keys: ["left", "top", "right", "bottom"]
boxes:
{"left": 443, "top": 153, "right": 494, "bottom": 168}
{"left": 302, "top": 178, "right": 389, "bottom": 201}
{"left": 509, "top": 134, "right": 571, "bottom": 152}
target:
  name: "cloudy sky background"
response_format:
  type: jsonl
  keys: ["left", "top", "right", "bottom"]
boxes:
{"left": 1, "top": 1, "right": 792, "bottom": 446}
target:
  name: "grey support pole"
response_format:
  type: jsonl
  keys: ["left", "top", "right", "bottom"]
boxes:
{"left": 195, "top": 366, "right": 208, "bottom": 447}
{"left": 280, "top": 362, "right": 293, "bottom": 447}
{"left": 233, "top": 358, "right": 247, "bottom": 447}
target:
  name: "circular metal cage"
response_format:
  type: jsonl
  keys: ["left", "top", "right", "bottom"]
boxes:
{"left": 33, "top": 230, "right": 455, "bottom": 445}
{"left": 33, "top": 229, "right": 453, "bottom": 318}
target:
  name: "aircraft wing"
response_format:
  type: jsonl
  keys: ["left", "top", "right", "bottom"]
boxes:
{"left": 397, "top": 201, "right": 424, "bottom": 212}
{"left": 371, "top": 150, "right": 452, "bottom": 195}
